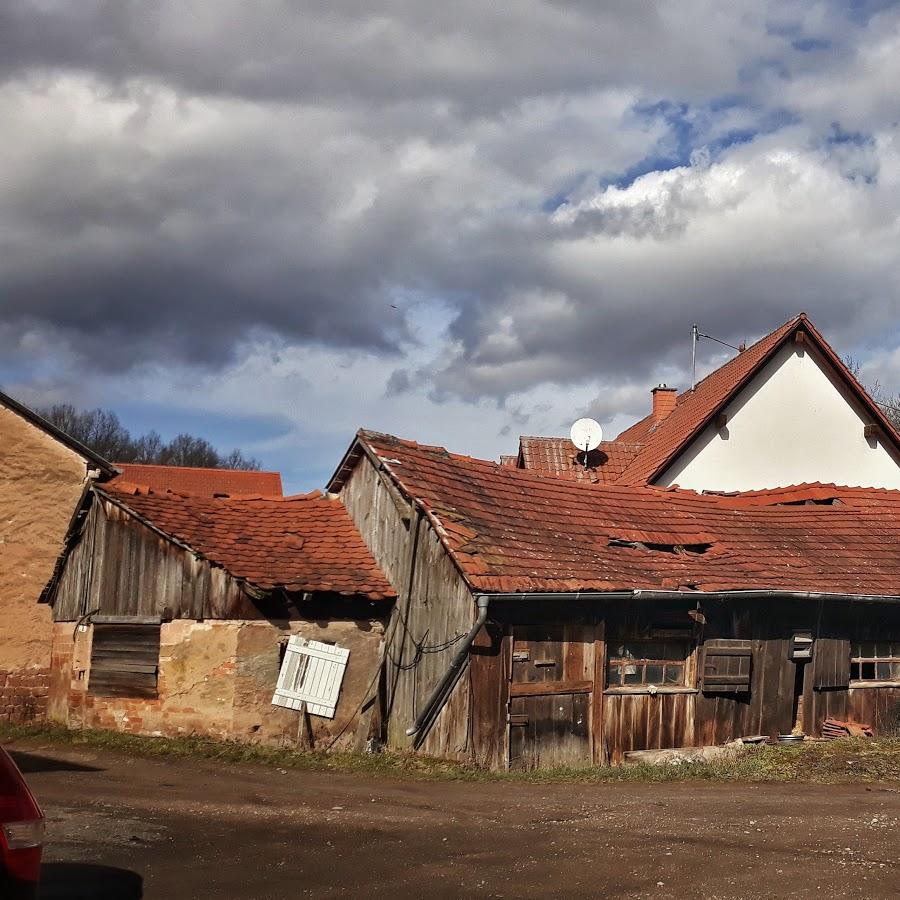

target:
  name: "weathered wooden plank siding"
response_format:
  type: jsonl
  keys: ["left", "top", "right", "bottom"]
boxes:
{"left": 468, "top": 622, "right": 510, "bottom": 769}
{"left": 600, "top": 598, "right": 699, "bottom": 762}
{"left": 493, "top": 596, "right": 900, "bottom": 767}
{"left": 805, "top": 600, "right": 900, "bottom": 734}
{"left": 338, "top": 456, "right": 415, "bottom": 593}
{"left": 52, "top": 496, "right": 255, "bottom": 622}
{"left": 402, "top": 523, "right": 474, "bottom": 759}
{"left": 339, "top": 454, "right": 477, "bottom": 759}
{"left": 603, "top": 693, "right": 695, "bottom": 760}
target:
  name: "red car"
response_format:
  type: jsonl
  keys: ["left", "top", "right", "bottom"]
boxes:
{"left": 0, "top": 747, "right": 44, "bottom": 899}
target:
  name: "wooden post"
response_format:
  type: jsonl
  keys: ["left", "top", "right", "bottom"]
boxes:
{"left": 592, "top": 619, "right": 607, "bottom": 765}
{"left": 296, "top": 701, "right": 313, "bottom": 750}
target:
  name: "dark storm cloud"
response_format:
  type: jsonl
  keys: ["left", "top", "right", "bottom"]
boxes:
{"left": 2, "top": 0, "right": 900, "bottom": 402}
{"left": 0, "top": 2, "right": 778, "bottom": 110}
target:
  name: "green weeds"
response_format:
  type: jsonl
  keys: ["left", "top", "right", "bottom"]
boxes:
{"left": 2, "top": 722, "right": 898, "bottom": 784}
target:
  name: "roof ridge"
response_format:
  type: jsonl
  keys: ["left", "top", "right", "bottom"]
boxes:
{"left": 613, "top": 313, "right": 805, "bottom": 445}
{"left": 686, "top": 312, "right": 803, "bottom": 397}
{"left": 103, "top": 483, "right": 322, "bottom": 504}
{"left": 114, "top": 461, "right": 281, "bottom": 476}
{"left": 614, "top": 313, "right": 812, "bottom": 484}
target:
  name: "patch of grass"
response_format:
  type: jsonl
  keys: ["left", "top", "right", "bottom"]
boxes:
{"left": 2, "top": 722, "right": 899, "bottom": 784}
{"left": 0, "top": 722, "right": 475, "bottom": 780}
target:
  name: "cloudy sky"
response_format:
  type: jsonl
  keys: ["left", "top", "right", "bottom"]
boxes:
{"left": 4, "top": 1, "right": 900, "bottom": 490}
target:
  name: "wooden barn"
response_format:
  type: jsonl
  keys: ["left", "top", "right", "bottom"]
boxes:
{"left": 41, "top": 481, "right": 395, "bottom": 748}
{"left": 329, "top": 431, "right": 900, "bottom": 770}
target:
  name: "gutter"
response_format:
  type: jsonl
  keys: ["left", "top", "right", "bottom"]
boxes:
{"left": 405, "top": 594, "right": 491, "bottom": 745}
{"left": 474, "top": 589, "right": 900, "bottom": 605}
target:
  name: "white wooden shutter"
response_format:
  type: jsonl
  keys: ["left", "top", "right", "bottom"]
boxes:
{"left": 272, "top": 637, "right": 350, "bottom": 718}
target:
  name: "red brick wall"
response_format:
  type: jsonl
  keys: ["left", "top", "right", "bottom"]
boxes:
{"left": 0, "top": 669, "right": 49, "bottom": 723}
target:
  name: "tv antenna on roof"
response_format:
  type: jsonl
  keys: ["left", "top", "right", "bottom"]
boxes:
{"left": 570, "top": 417, "right": 603, "bottom": 468}
{"left": 691, "top": 323, "right": 746, "bottom": 390}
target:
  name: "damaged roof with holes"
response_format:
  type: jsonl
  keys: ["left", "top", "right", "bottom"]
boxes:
{"left": 339, "top": 430, "right": 900, "bottom": 597}
{"left": 517, "top": 437, "right": 643, "bottom": 483}
{"left": 111, "top": 463, "right": 283, "bottom": 497}
{"left": 100, "top": 482, "right": 394, "bottom": 600}
{"left": 515, "top": 313, "right": 900, "bottom": 486}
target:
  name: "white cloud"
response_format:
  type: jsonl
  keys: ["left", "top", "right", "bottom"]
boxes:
{"left": 4, "top": 2, "right": 900, "bottom": 480}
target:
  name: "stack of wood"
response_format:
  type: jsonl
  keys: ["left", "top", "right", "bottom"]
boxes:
{"left": 821, "top": 717, "right": 873, "bottom": 739}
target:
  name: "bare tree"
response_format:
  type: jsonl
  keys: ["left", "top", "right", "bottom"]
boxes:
{"left": 845, "top": 355, "right": 900, "bottom": 431}
{"left": 38, "top": 404, "right": 262, "bottom": 470}
{"left": 158, "top": 434, "right": 221, "bottom": 468}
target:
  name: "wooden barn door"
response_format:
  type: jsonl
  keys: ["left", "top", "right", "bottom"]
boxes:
{"left": 508, "top": 623, "right": 597, "bottom": 770}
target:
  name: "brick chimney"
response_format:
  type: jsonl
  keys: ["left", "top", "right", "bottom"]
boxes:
{"left": 651, "top": 384, "right": 677, "bottom": 423}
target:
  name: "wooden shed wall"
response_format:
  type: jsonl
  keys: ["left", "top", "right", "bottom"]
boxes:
{"left": 52, "top": 496, "right": 257, "bottom": 622}
{"left": 805, "top": 601, "right": 900, "bottom": 734}
{"left": 490, "top": 596, "right": 900, "bottom": 767}
{"left": 695, "top": 598, "right": 900, "bottom": 743}
{"left": 339, "top": 453, "right": 477, "bottom": 760}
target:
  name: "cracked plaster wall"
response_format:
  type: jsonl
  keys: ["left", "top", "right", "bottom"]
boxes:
{"left": 51, "top": 616, "right": 384, "bottom": 748}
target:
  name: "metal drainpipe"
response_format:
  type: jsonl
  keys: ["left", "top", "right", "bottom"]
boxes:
{"left": 405, "top": 594, "right": 491, "bottom": 741}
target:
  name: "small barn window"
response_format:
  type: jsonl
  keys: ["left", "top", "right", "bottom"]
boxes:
{"left": 606, "top": 642, "right": 688, "bottom": 687}
{"left": 851, "top": 641, "right": 900, "bottom": 683}
{"left": 272, "top": 637, "right": 349, "bottom": 718}
{"left": 702, "top": 639, "right": 752, "bottom": 694}
{"left": 89, "top": 619, "right": 161, "bottom": 698}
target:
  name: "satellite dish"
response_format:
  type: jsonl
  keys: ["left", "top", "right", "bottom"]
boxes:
{"left": 570, "top": 417, "right": 603, "bottom": 452}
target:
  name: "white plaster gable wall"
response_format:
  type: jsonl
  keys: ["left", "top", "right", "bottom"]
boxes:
{"left": 657, "top": 342, "right": 900, "bottom": 492}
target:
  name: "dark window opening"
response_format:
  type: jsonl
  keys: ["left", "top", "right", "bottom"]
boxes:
{"left": 850, "top": 641, "right": 900, "bottom": 683}
{"left": 606, "top": 641, "right": 689, "bottom": 687}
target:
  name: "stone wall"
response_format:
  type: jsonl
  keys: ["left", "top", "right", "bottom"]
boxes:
{"left": 49, "top": 617, "right": 385, "bottom": 748}
{"left": 0, "top": 402, "right": 93, "bottom": 721}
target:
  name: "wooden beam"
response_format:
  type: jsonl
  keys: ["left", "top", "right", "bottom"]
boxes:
{"left": 592, "top": 620, "right": 606, "bottom": 766}
{"left": 92, "top": 615, "right": 162, "bottom": 625}
{"left": 508, "top": 679, "right": 592, "bottom": 698}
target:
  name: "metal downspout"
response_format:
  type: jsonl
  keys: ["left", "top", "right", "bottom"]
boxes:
{"left": 406, "top": 594, "right": 491, "bottom": 744}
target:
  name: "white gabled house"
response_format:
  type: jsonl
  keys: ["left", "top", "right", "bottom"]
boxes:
{"left": 516, "top": 313, "right": 900, "bottom": 493}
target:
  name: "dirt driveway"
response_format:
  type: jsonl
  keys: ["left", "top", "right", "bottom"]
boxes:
{"left": 5, "top": 738, "right": 898, "bottom": 899}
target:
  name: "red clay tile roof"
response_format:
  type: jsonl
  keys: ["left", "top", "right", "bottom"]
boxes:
{"left": 352, "top": 430, "right": 900, "bottom": 597}
{"left": 111, "top": 463, "right": 283, "bottom": 497}
{"left": 101, "top": 483, "right": 394, "bottom": 600}
{"left": 615, "top": 313, "right": 900, "bottom": 485}
{"left": 517, "top": 437, "right": 642, "bottom": 483}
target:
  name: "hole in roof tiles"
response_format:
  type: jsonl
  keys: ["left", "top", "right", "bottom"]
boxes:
{"left": 608, "top": 538, "right": 712, "bottom": 555}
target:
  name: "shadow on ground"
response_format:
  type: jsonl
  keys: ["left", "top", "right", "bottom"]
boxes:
{"left": 9, "top": 751, "right": 103, "bottom": 774}
{"left": 40, "top": 863, "right": 142, "bottom": 899}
